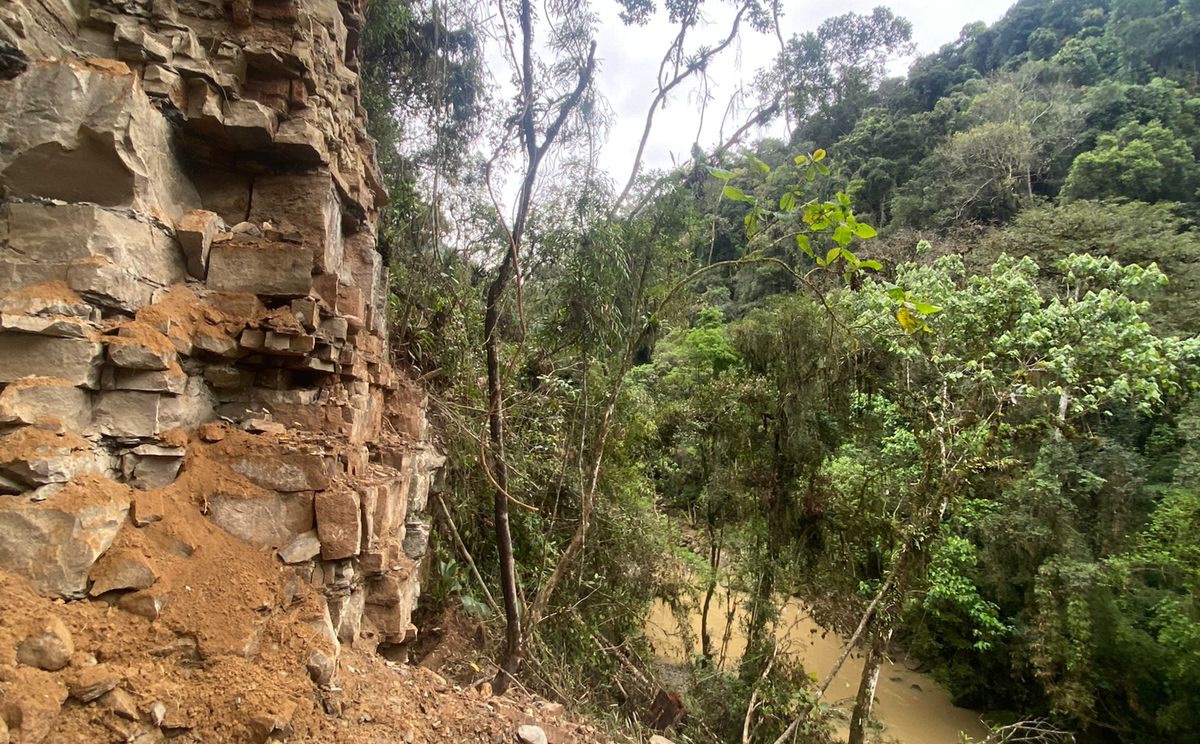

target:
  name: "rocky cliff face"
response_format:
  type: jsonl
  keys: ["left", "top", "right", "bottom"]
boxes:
{"left": 0, "top": 0, "right": 444, "bottom": 740}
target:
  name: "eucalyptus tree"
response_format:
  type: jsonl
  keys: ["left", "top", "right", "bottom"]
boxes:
{"left": 480, "top": 0, "right": 598, "bottom": 691}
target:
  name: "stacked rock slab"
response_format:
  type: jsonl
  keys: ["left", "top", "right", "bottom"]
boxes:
{"left": 0, "top": 0, "right": 440, "bottom": 705}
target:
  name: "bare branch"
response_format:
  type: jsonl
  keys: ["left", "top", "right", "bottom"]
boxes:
{"left": 433, "top": 494, "right": 501, "bottom": 614}
{"left": 982, "top": 720, "right": 1076, "bottom": 744}
{"left": 711, "top": 95, "right": 783, "bottom": 160}
{"left": 742, "top": 644, "right": 779, "bottom": 744}
{"left": 613, "top": 1, "right": 752, "bottom": 211}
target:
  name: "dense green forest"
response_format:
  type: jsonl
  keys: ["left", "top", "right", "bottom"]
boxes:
{"left": 360, "top": 1, "right": 1200, "bottom": 742}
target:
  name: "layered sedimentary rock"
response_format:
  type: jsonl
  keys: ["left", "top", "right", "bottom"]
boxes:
{"left": 0, "top": 0, "right": 442, "bottom": 739}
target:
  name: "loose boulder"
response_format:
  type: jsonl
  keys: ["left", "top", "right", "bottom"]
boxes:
{"left": 88, "top": 548, "right": 157, "bottom": 596}
{"left": 0, "top": 477, "right": 131, "bottom": 597}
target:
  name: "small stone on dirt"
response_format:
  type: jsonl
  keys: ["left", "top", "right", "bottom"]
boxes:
{"left": 16, "top": 616, "right": 74, "bottom": 671}
{"left": 516, "top": 724, "right": 548, "bottom": 744}
{"left": 100, "top": 687, "right": 140, "bottom": 720}
{"left": 243, "top": 418, "right": 287, "bottom": 435}
{"left": 248, "top": 702, "right": 296, "bottom": 742}
{"left": 131, "top": 493, "right": 166, "bottom": 526}
{"left": 147, "top": 700, "right": 189, "bottom": 729}
{"left": 89, "top": 549, "right": 158, "bottom": 595}
{"left": 68, "top": 664, "right": 121, "bottom": 702}
{"left": 127, "top": 724, "right": 165, "bottom": 744}
{"left": 198, "top": 422, "right": 227, "bottom": 442}
{"left": 306, "top": 649, "right": 337, "bottom": 685}
{"left": 118, "top": 588, "right": 170, "bottom": 619}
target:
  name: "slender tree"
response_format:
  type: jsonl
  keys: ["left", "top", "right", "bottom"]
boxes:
{"left": 483, "top": 0, "right": 596, "bottom": 691}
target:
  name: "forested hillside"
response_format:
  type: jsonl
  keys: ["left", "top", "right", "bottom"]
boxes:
{"left": 362, "top": 1, "right": 1200, "bottom": 742}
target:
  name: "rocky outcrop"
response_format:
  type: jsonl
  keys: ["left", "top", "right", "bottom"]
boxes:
{"left": 0, "top": 0, "right": 443, "bottom": 740}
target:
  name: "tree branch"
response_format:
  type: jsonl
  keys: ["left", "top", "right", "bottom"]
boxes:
{"left": 614, "top": 1, "right": 751, "bottom": 211}
{"left": 433, "top": 493, "right": 500, "bottom": 614}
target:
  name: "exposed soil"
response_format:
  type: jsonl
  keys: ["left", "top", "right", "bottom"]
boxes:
{"left": 407, "top": 606, "right": 490, "bottom": 681}
{"left": 0, "top": 437, "right": 616, "bottom": 744}
{"left": 0, "top": 426, "right": 91, "bottom": 461}
{"left": 1, "top": 562, "right": 609, "bottom": 743}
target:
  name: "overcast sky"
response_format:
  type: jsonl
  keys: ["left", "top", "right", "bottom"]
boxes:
{"left": 477, "top": 1, "right": 1018, "bottom": 214}
{"left": 583, "top": 0, "right": 1016, "bottom": 183}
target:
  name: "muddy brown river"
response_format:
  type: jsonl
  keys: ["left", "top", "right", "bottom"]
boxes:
{"left": 646, "top": 589, "right": 990, "bottom": 743}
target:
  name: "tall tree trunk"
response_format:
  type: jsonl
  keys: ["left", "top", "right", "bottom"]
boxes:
{"left": 485, "top": 263, "right": 523, "bottom": 693}
{"left": 700, "top": 517, "right": 720, "bottom": 661}
{"left": 848, "top": 619, "right": 894, "bottom": 744}
{"left": 483, "top": 0, "right": 596, "bottom": 689}
{"left": 699, "top": 579, "right": 716, "bottom": 660}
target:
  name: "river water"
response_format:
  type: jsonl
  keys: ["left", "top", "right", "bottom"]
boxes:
{"left": 645, "top": 588, "right": 989, "bottom": 744}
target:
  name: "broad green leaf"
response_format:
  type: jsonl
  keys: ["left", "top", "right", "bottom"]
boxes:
{"left": 825, "top": 247, "right": 842, "bottom": 264}
{"left": 812, "top": 148, "right": 826, "bottom": 162}
{"left": 706, "top": 166, "right": 735, "bottom": 180}
{"left": 860, "top": 260, "right": 883, "bottom": 271}
{"left": 817, "top": 163, "right": 831, "bottom": 177}
{"left": 854, "top": 223, "right": 878, "bottom": 239}
{"left": 780, "top": 191, "right": 796, "bottom": 212}
{"left": 833, "top": 225, "right": 853, "bottom": 246}
{"left": 795, "top": 234, "right": 813, "bottom": 257}
{"left": 723, "top": 185, "right": 750, "bottom": 202}
{"left": 913, "top": 301, "right": 942, "bottom": 315}
{"left": 748, "top": 154, "right": 770, "bottom": 174}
